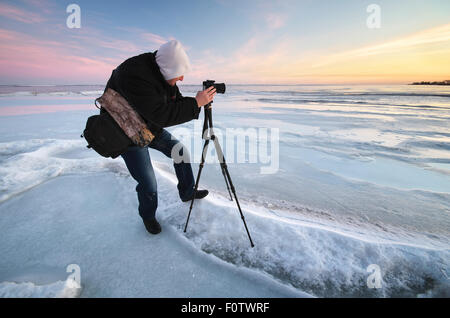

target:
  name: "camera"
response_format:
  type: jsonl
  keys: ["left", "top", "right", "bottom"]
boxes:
{"left": 203, "top": 80, "right": 226, "bottom": 94}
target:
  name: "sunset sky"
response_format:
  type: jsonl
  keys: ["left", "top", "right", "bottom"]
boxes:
{"left": 0, "top": 0, "right": 449, "bottom": 85}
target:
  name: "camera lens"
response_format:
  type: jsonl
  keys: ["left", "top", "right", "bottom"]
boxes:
{"left": 214, "top": 83, "right": 226, "bottom": 94}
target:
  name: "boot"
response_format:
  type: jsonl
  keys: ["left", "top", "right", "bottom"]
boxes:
{"left": 143, "top": 218, "right": 161, "bottom": 234}
{"left": 182, "top": 189, "right": 209, "bottom": 202}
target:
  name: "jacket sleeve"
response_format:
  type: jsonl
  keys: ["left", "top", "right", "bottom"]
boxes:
{"left": 119, "top": 74, "right": 201, "bottom": 128}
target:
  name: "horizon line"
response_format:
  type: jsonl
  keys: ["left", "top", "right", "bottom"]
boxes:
{"left": 0, "top": 82, "right": 420, "bottom": 87}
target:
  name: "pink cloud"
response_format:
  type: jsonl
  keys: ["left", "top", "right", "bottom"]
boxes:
{"left": 69, "top": 31, "right": 142, "bottom": 54}
{"left": 141, "top": 32, "right": 168, "bottom": 46}
{"left": 114, "top": 26, "right": 169, "bottom": 48}
{"left": 21, "top": 0, "right": 53, "bottom": 13}
{"left": 0, "top": 2, "right": 46, "bottom": 24}
{"left": 0, "top": 28, "right": 118, "bottom": 83}
{"left": 0, "top": 19, "right": 176, "bottom": 83}
{"left": 0, "top": 21, "right": 174, "bottom": 84}
{"left": 187, "top": 33, "right": 294, "bottom": 84}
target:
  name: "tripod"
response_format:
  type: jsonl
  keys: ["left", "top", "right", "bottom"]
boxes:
{"left": 183, "top": 102, "right": 255, "bottom": 248}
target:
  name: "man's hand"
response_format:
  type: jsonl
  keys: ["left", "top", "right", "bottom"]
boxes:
{"left": 195, "top": 86, "right": 216, "bottom": 107}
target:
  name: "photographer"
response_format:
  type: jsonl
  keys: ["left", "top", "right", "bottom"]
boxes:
{"left": 103, "top": 40, "right": 216, "bottom": 235}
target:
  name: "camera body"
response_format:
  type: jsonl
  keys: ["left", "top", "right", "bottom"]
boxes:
{"left": 203, "top": 80, "right": 226, "bottom": 94}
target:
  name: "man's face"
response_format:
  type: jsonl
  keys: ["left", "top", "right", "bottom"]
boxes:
{"left": 167, "top": 75, "right": 184, "bottom": 86}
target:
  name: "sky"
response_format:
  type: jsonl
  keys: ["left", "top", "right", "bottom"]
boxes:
{"left": 0, "top": 0, "right": 449, "bottom": 85}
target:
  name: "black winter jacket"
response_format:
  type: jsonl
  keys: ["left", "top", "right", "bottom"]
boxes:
{"left": 101, "top": 51, "right": 200, "bottom": 139}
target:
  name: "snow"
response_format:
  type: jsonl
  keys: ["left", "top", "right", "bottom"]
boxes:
{"left": 0, "top": 280, "right": 81, "bottom": 298}
{"left": 0, "top": 170, "right": 308, "bottom": 298}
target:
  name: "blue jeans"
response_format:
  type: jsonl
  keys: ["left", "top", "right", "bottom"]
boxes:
{"left": 121, "top": 129, "right": 195, "bottom": 221}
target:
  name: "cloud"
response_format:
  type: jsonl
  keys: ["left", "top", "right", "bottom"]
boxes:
{"left": 265, "top": 13, "right": 286, "bottom": 30}
{"left": 0, "top": 17, "right": 171, "bottom": 84}
{"left": 69, "top": 32, "right": 142, "bottom": 54}
{"left": 0, "top": 2, "right": 46, "bottom": 24}
{"left": 0, "top": 28, "right": 118, "bottom": 83}
{"left": 141, "top": 32, "right": 168, "bottom": 46}
{"left": 19, "top": 0, "right": 54, "bottom": 14}
{"left": 188, "top": 33, "right": 295, "bottom": 84}
{"left": 186, "top": 22, "right": 450, "bottom": 84}
{"left": 114, "top": 26, "right": 169, "bottom": 48}
{"left": 312, "top": 23, "right": 450, "bottom": 68}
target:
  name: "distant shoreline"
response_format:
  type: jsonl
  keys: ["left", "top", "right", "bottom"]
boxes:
{"left": 410, "top": 80, "right": 450, "bottom": 86}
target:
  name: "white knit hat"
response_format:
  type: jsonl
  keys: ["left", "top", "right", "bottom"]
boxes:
{"left": 155, "top": 40, "right": 191, "bottom": 80}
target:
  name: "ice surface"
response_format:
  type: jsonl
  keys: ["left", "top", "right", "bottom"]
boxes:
{"left": 0, "top": 172, "right": 309, "bottom": 298}
{"left": 0, "top": 84, "right": 449, "bottom": 297}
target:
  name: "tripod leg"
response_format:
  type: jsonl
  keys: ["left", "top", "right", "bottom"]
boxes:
{"left": 220, "top": 163, "right": 233, "bottom": 201}
{"left": 205, "top": 109, "right": 231, "bottom": 201}
{"left": 223, "top": 165, "right": 255, "bottom": 247}
{"left": 184, "top": 139, "right": 209, "bottom": 232}
{"left": 209, "top": 135, "right": 228, "bottom": 187}
{"left": 211, "top": 136, "right": 254, "bottom": 248}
